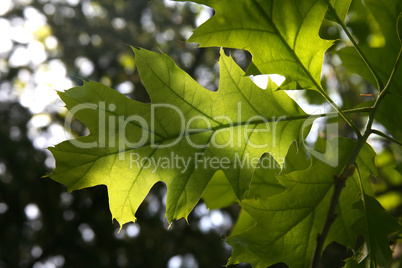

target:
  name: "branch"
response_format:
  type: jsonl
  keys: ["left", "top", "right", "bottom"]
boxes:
{"left": 311, "top": 46, "right": 402, "bottom": 268}
{"left": 310, "top": 165, "right": 354, "bottom": 268}
{"left": 370, "top": 129, "right": 402, "bottom": 146}
{"left": 308, "top": 107, "right": 371, "bottom": 119}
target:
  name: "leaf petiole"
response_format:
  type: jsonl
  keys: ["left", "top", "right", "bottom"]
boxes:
{"left": 318, "top": 89, "right": 363, "bottom": 138}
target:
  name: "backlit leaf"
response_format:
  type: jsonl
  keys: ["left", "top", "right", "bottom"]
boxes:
{"left": 227, "top": 139, "right": 384, "bottom": 268}
{"left": 188, "top": 0, "right": 333, "bottom": 91}
{"left": 49, "top": 48, "right": 309, "bottom": 226}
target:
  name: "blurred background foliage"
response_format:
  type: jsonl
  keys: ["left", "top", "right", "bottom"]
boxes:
{"left": 0, "top": 0, "right": 401, "bottom": 267}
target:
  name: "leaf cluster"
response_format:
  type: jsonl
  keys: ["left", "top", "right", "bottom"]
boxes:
{"left": 49, "top": 0, "right": 402, "bottom": 267}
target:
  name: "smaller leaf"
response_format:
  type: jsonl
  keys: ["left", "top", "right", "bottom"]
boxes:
{"left": 202, "top": 170, "right": 237, "bottom": 210}
{"left": 226, "top": 139, "right": 386, "bottom": 268}
{"left": 349, "top": 195, "right": 401, "bottom": 267}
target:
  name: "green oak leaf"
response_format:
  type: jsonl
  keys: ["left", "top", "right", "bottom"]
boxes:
{"left": 187, "top": 0, "right": 333, "bottom": 91}
{"left": 49, "top": 48, "right": 309, "bottom": 226}
{"left": 346, "top": 195, "right": 400, "bottom": 268}
{"left": 344, "top": 141, "right": 401, "bottom": 267}
{"left": 226, "top": 138, "right": 389, "bottom": 268}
